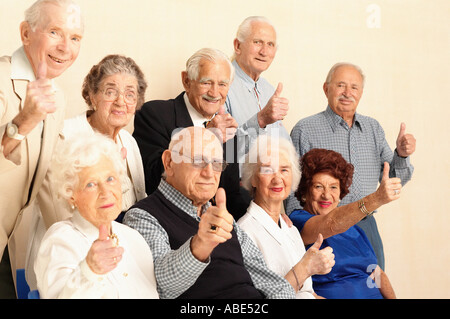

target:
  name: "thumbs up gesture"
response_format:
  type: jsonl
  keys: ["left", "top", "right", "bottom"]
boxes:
{"left": 208, "top": 104, "right": 238, "bottom": 143}
{"left": 396, "top": 122, "right": 416, "bottom": 157}
{"left": 18, "top": 59, "right": 57, "bottom": 135}
{"left": 191, "top": 188, "right": 234, "bottom": 262}
{"left": 257, "top": 82, "right": 289, "bottom": 128}
{"left": 86, "top": 224, "right": 124, "bottom": 275}
{"left": 375, "top": 162, "right": 402, "bottom": 205}
{"left": 300, "top": 233, "right": 335, "bottom": 276}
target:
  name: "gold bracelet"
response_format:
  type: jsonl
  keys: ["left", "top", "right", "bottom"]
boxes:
{"left": 291, "top": 267, "right": 301, "bottom": 291}
{"left": 358, "top": 199, "right": 373, "bottom": 217}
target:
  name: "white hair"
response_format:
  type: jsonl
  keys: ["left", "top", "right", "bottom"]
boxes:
{"left": 232, "top": 16, "right": 277, "bottom": 60}
{"left": 185, "top": 48, "right": 235, "bottom": 83}
{"left": 235, "top": 16, "right": 277, "bottom": 43}
{"left": 24, "top": 0, "right": 84, "bottom": 32}
{"left": 49, "top": 132, "right": 128, "bottom": 210}
{"left": 241, "top": 135, "right": 301, "bottom": 197}
{"left": 325, "top": 62, "right": 366, "bottom": 87}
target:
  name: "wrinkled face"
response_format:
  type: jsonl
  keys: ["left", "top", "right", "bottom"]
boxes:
{"left": 90, "top": 73, "right": 138, "bottom": 131}
{"left": 324, "top": 65, "right": 364, "bottom": 118}
{"left": 71, "top": 157, "right": 122, "bottom": 228}
{"left": 182, "top": 58, "right": 231, "bottom": 118}
{"left": 164, "top": 130, "right": 223, "bottom": 206}
{"left": 21, "top": 3, "right": 83, "bottom": 79}
{"left": 234, "top": 21, "right": 277, "bottom": 81}
{"left": 253, "top": 150, "right": 292, "bottom": 204}
{"left": 305, "top": 172, "right": 340, "bottom": 216}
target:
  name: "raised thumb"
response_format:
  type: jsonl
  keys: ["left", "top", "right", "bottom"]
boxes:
{"left": 311, "top": 233, "right": 324, "bottom": 250}
{"left": 398, "top": 122, "right": 406, "bottom": 138}
{"left": 218, "top": 104, "right": 226, "bottom": 115}
{"left": 98, "top": 224, "right": 110, "bottom": 241}
{"left": 215, "top": 187, "right": 227, "bottom": 209}
{"left": 382, "top": 162, "right": 390, "bottom": 181}
{"left": 36, "top": 59, "right": 48, "bottom": 80}
{"left": 274, "top": 82, "right": 283, "bottom": 97}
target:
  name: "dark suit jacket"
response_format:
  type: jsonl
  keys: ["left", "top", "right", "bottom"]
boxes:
{"left": 133, "top": 92, "right": 249, "bottom": 219}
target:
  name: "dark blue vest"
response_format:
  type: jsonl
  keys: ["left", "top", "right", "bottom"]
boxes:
{"left": 133, "top": 190, "right": 263, "bottom": 299}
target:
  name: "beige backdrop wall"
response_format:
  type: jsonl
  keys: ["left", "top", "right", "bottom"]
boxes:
{"left": 2, "top": 0, "right": 449, "bottom": 299}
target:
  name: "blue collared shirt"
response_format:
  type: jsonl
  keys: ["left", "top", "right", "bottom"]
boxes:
{"left": 225, "top": 60, "right": 290, "bottom": 142}
{"left": 286, "top": 105, "right": 414, "bottom": 213}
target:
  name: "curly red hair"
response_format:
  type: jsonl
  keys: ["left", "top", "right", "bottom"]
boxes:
{"left": 295, "top": 149, "right": 354, "bottom": 206}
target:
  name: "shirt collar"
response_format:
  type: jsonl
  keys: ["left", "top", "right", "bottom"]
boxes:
{"left": 324, "top": 105, "right": 363, "bottom": 132}
{"left": 11, "top": 46, "right": 36, "bottom": 82}
{"left": 183, "top": 92, "right": 214, "bottom": 127}
{"left": 232, "top": 60, "right": 261, "bottom": 93}
{"left": 71, "top": 209, "right": 119, "bottom": 243}
{"left": 158, "top": 179, "right": 210, "bottom": 219}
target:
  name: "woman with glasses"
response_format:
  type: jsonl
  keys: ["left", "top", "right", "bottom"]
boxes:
{"left": 66, "top": 54, "right": 148, "bottom": 220}
{"left": 25, "top": 55, "right": 148, "bottom": 290}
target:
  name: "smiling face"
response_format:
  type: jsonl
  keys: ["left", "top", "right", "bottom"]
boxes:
{"left": 304, "top": 172, "right": 341, "bottom": 216}
{"left": 182, "top": 58, "right": 231, "bottom": 118}
{"left": 323, "top": 65, "right": 364, "bottom": 120}
{"left": 253, "top": 150, "right": 293, "bottom": 207}
{"left": 71, "top": 156, "right": 122, "bottom": 229}
{"left": 163, "top": 128, "right": 223, "bottom": 207}
{"left": 89, "top": 73, "right": 138, "bottom": 137}
{"left": 21, "top": 2, "right": 83, "bottom": 79}
{"left": 234, "top": 21, "right": 277, "bottom": 81}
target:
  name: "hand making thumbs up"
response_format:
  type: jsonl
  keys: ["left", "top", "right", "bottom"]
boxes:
{"left": 301, "top": 233, "right": 335, "bottom": 276}
{"left": 257, "top": 82, "right": 289, "bottom": 128}
{"left": 396, "top": 122, "right": 416, "bottom": 157}
{"left": 191, "top": 188, "right": 234, "bottom": 262}
{"left": 15, "top": 59, "right": 57, "bottom": 136}
{"left": 374, "top": 162, "right": 402, "bottom": 204}
{"left": 208, "top": 104, "right": 238, "bottom": 143}
{"left": 86, "top": 224, "right": 124, "bottom": 274}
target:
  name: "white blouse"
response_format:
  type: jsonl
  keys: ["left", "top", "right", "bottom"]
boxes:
{"left": 34, "top": 211, "right": 159, "bottom": 299}
{"left": 238, "top": 201, "right": 315, "bottom": 299}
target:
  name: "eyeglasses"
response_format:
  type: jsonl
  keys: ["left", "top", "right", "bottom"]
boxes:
{"left": 173, "top": 152, "right": 228, "bottom": 172}
{"left": 102, "top": 87, "right": 138, "bottom": 105}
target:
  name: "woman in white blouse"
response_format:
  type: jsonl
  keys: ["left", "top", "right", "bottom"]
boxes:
{"left": 35, "top": 132, "right": 158, "bottom": 298}
{"left": 237, "top": 136, "right": 335, "bottom": 299}
{"left": 26, "top": 55, "right": 148, "bottom": 289}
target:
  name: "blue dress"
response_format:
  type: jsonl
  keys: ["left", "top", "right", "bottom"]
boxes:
{"left": 290, "top": 210, "right": 383, "bottom": 299}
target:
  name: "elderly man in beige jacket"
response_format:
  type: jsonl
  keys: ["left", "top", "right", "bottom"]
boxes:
{"left": 0, "top": 0, "right": 83, "bottom": 297}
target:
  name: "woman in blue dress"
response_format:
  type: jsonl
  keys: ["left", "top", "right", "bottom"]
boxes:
{"left": 289, "top": 149, "right": 399, "bottom": 299}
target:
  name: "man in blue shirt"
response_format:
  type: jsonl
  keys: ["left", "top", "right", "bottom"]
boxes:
{"left": 287, "top": 62, "right": 416, "bottom": 270}
{"left": 225, "top": 16, "right": 290, "bottom": 146}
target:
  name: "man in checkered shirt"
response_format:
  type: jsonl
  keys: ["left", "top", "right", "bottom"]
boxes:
{"left": 286, "top": 62, "right": 416, "bottom": 270}
{"left": 124, "top": 127, "right": 295, "bottom": 299}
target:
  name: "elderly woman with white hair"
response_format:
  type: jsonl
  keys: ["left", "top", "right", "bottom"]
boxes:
{"left": 237, "top": 136, "right": 335, "bottom": 299}
{"left": 34, "top": 132, "right": 159, "bottom": 298}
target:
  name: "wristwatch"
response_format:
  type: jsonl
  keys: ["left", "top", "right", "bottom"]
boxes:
{"left": 6, "top": 121, "right": 25, "bottom": 141}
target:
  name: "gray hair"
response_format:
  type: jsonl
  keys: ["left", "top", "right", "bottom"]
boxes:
{"left": 325, "top": 62, "right": 366, "bottom": 88}
{"left": 82, "top": 54, "right": 148, "bottom": 110}
{"left": 241, "top": 135, "right": 301, "bottom": 197}
{"left": 185, "top": 48, "right": 235, "bottom": 83}
{"left": 235, "top": 16, "right": 277, "bottom": 43}
{"left": 232, "top": 16, "right": 277, "bottom": 60}
{"left": 49, "top": 132, "right": 129, "bottom": 210}
{"left": 25, "top": 0, "right": 84, "bottom": 32}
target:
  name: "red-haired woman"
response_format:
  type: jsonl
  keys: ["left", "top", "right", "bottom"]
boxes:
{"left": 290, "top": 148, "right": 400, "bottom": 299}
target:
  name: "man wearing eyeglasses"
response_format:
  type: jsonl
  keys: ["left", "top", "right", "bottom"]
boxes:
{"left": 124, "top": 126, "right": 295, "bottom": 299}
{"left": 133, "top": 48, "right": 250, "bottom": 220}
